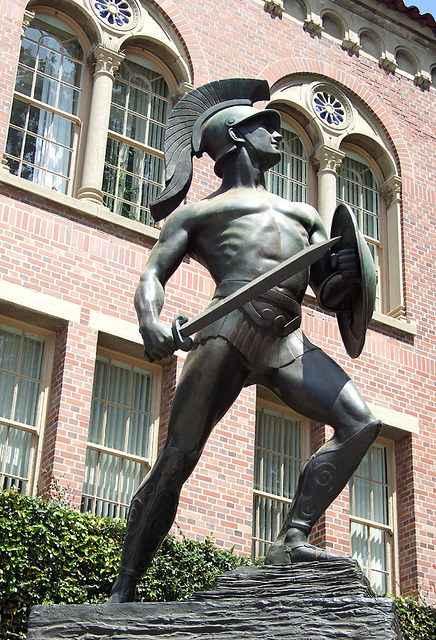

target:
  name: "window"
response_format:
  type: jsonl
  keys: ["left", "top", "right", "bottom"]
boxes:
{"left": 252, "top": 406, "right": 304, "bottom": 558}
{"left": 102, "top": 56, "right": 171, "bottom": 226}
{"left": 322, "top": 13, "right": 343, "bottom": 40}
{"left": 0, "top": 320, "right": 52, "bottom": 494}
{"left": 349, "top": 441, "right": 395, "bottom": 594}
{"left": 336, "top": 151, "right": 381, "bottom": 309}
{"left": 359, "top": 30, "right": 382, "bottom": 59}
{"left": 82, "top": 351, "right": 159, "bottom": 518}
{"left": 285, "top": 0, "right": 306, "bottom": 21}
{"left": 5, "top": 15, "right": 84, "bottom": 194}
{"left": 267, "top": 123, "right": 307, "bottom": 202}
{"left": 396, "top": 49, "right": 417, "bottom": 76}
{"left": 6, "top": 12, "right": 176, "bottom": 228}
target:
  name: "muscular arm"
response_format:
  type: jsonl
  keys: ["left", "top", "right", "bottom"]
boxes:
{"left": 135, "top": 211, "right": 191, "bottom": 361}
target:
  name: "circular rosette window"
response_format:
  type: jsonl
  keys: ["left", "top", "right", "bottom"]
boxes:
{"left": 92, "top": 0, "right": 139, "bottom": 31}
{"left": 311, "top": 85, "right": 351, "bottom": 131}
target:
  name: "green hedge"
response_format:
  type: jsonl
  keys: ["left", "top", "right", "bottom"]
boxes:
{"left": 0, "top": 489, "right": 250, "bottom": 639}
{"left": 1, "top": 489, "right": 435, "bottom": 640}
{"left": 395, "top": 595, "right": 436, "bottom": 640}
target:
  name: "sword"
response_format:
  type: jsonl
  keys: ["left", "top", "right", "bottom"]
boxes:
{"left": 171, "top": 236, "right": 340, "bottom": 351}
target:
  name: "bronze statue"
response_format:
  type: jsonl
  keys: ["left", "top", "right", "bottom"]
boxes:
{"left": 108, "top": 79, "right": 381, "bottom": 603}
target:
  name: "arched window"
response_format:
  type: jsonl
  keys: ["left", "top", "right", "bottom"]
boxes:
{"left": 267, "top": 123, "right": 307, "bottom": 202}
{"left": 284, "top": 0, "right": 306, "bottom": 21}
{"left": 5, "top": 15, "right": 84, "bottom": 194}
{"left": 102, "top": 56, "right": 171, "bottom": 226}
{"left": 359, "top": 30, "right": 382, "bottom": 60}
{"left": 336, "top": 151, "right": 381, "bottom": 308}
{"left": 396, "top": 48, "right": 417, "bottom": 76}
{"left": 322, "top": 13, "right": 343, "bottom": 40}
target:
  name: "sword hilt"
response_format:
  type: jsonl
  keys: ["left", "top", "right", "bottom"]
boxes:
{"left": 172, "top": 314, "right": 193, "bottom": 352}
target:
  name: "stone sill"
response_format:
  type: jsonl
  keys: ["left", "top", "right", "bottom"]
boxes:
{"left": 0, "top": 168, "right": 160, "bottom": 243}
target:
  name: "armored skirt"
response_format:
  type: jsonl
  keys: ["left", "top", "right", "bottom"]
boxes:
{"left": 193, "top": 283, "right": 318, "bottom": 370}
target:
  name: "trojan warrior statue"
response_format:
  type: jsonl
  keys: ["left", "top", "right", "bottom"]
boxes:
{"left": 109, "top": 78, "right": 380, "bottom": 603}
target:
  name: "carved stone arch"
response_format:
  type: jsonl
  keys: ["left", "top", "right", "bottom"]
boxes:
{"left": 258, "top": 58, "right": 413, "bottom": 189}
{"left": 284, "top": 0, "right": 307, "bottom": 22}
{"left": 395, "top": 46, "right": 419, "bottom": 76}
{"left": 119, "top": 37, "right": 190, "bottom": 95}
{"left": 26, "top": 0, "right": 99, "bottom": 53}
{"left": 359, "top": 28, "right": 384, "bottom": 60}
{"left": 339, "top": 134, "right": 396, "bottom": 185}
{"left": 141, "top": 0, "right": 211, "bottom": 85}
{"left": 321, "top": 10, "right": 345, "bottom": 40}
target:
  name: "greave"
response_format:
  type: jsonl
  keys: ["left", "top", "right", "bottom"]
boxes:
{"left": 278, "top": 419, "right": 382, "bottom": 537}
{"left": 118, "top": 447, "right": 187, "bottom": 579}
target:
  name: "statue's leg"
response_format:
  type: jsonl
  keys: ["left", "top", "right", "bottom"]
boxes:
{"left": 108, "top": 339, "right": 249, "bottom": 602}
{"left": 261, "top": 347, "right": 381, "bottom": 565}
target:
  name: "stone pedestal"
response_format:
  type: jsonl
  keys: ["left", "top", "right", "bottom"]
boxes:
{"left": 27, "top": 559, "right": 402, "bottom": 639}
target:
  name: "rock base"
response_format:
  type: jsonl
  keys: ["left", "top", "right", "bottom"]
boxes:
{"left": 27, "top": 559, "right": 402, "bottom": 639}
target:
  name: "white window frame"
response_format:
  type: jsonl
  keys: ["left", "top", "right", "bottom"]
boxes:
{"left": 349, "top": 437, "right": 398, "bottom": 595}
{"left": 0, "top": 314, "right": 54, "bottom": 496}
{"left": 267, "top": 121, "right": 308, "bottom": 203}
{"left": 5, "top": 12, "right": 86, "bottom": 196}
{"left": 252, "top": 398, "right": 310, "bottom": 559}
{"left": 82, "top": 346, "right": 161, "bottom": 518}
{"left": 336, "top": 147, "right": 383, "bottom": 311}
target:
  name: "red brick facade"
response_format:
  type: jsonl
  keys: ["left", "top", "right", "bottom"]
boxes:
{"left": 0, "top": 0, "right": 435, "bottom": 602}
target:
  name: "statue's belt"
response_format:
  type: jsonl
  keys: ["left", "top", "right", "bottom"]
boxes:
{"left": 212, "top": 281, "right": 301, "bottom": 337}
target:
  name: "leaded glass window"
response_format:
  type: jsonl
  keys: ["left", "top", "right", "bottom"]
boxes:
{"left": 0, "top": 323, "right": 47, "bottom": 493}
{"left": 350, "top": 443, "right": 393, "bottom": 594}
{"left": 337, "top": 151, "right": 380, "bottom": 308}
{"left": 82, "top": 354, "right": 156, "bottom": 518}
{"left": 5, "top": 15, "right": 84, "bottom": 194}
{"left": 102, "top": 56, "right": 170, "bottom": 226}
{"left": 252, "top": 407, "right": 302, "bottom": 558}
{"left": 267, "top": 123, "right": 307, "bottom": 202}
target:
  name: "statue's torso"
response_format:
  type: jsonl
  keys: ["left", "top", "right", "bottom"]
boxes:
{"left": 183, "top": 189, "right": 320, "bottom": 303}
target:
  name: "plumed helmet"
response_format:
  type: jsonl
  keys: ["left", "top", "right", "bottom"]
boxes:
{"left": 196, "top": 105, "right": 281, "bottom": 178}
{"left": 150, "top": 78, "right": 279, "bottom": 221}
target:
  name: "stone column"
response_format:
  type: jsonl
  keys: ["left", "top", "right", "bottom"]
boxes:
{"left": 313, "top": 145, "right": 345, "bottom": 231}
{"left": 380, "top": 175, "right": 405, "bottom": 319}
{"left": 78, "top": 45, "right": 124, "bottom": 205}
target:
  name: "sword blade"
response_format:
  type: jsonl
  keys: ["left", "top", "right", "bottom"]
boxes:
{"left": 179, "top": 236, "right": 339, "bottom": 338}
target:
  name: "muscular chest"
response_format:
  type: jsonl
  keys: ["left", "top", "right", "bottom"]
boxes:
{"left": 191, "top": 199, "right": 312, "bottom": 271}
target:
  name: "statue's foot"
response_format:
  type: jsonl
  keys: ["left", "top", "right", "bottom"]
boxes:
{"left": 107, "top": 574, "right": 137, "bottom": 604}
{"left": 285, "top": 542, "right": 344, "bottom": 563}
{"left": 264, "top": 542, "right": 290, "bottom": 565}
{"left": 264, "top": 528, "right": 345, "bottom": 565}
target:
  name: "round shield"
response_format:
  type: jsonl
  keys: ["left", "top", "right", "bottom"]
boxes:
{"left": 331, "top": 203, "right": 376, "bottom": 358}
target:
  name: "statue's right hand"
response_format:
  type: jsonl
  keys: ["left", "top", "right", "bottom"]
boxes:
{"left": 139, "top": 322, "right": 177, "bottom": 363}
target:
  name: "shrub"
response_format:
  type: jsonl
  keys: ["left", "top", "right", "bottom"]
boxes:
{"left": 0, "top": 489, "right": 250, "bottom": 639}
{"left": 2, "top": 490, "right": 436, "bottom": 640}
{"left": 395, "top": 595, "right": 436, "bottom": 640}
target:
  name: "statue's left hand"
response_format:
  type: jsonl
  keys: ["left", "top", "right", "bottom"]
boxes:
{"left": 332, "top": 247, "right": 360, "bottom": 284}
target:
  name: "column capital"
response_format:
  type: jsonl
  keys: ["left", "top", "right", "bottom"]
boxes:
{"left": 173, "top": 82, "right": 194, "bottom": 104}
{"left": 303, "top": 13, "right": 323, "bottom": 38}
{"left": 313, "top": 145, "right": 345, "bottom": 174}
{"left": 264, "top": 0, "right": 284, "bottom": 18}
{"left": 22, "top": 10, "right": 35, "bottom": 38}
{"left": 92, "top": 45, "right": 125, "bottom": 77}
{"left": 381, "top": 175, "right": 401, "bottom": 205}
